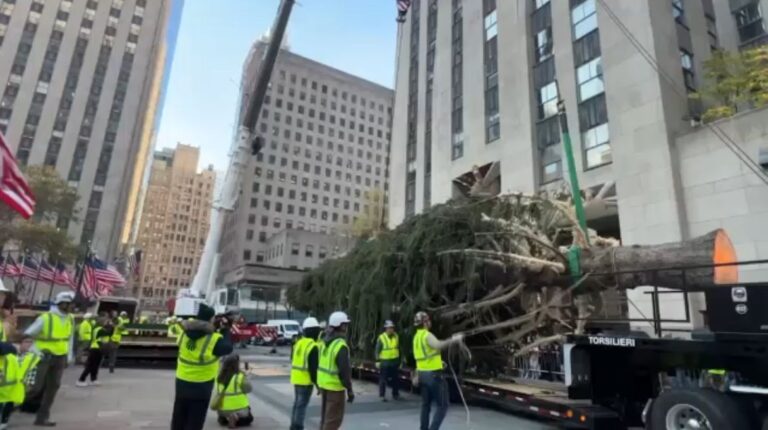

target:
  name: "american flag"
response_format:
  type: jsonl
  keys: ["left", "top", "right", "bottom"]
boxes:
{"left": 89, "top": 256, "right": 126, "bottom": 285}
{"left": 21, "top": 257, "right": 40, "bottom": 279}
{"left": 128, "top": 249, "right": 142, "bottom": 277}
{"left": 0, "top": 255, "right": 20, "bottom": 277}
{"left": 38, "top": 259, "right": 56, "bottom": 283}
{"left": 397, "top": 0, "right": 412, "bottom": 22}
{"left": 0, "top": 132, "right": 35, "bottom": 218}
{"left": 54, "top": 262, "right": 72, "bottom": 286}
{"left": 82, "top": 256, "right": 125, "bottom": 298}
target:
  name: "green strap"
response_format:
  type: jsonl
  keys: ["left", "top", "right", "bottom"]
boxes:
{"left": 568, "top": 246, "right": 582, "bottom": 280}
{"left": 198, "top": 335, "right": 214, "bottom": 364}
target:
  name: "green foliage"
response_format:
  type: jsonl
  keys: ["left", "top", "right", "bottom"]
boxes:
{"left": 694, "top": 46, "right": 768, "bottom": 122}
{"left": 0, "top": 166, "right": 80, "bottom": 262}
{"left": 350, "top": 187, "right": 388, "bottom": 239}
{"left": 289, "top": 195, "right": 573, "bottom": 364}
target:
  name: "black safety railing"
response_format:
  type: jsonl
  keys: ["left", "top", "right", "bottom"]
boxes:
{"left": 581, "top": 259, "right": 768, "bottom": 337}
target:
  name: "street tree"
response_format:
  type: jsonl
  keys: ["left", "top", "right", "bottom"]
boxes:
{"left": 0, "top": 166, "right": 80, "bottom": 262}
{"left": 693, "top": 46, "right": 768, "bottom": 122}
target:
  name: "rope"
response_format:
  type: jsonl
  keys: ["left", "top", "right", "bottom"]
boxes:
{"left": 447, "top": 338, "right": 474, "bottom": 429}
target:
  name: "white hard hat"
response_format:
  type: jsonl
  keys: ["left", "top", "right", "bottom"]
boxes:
{"left": 302, "top": 317, "right": 320, "bottom": 329}
{"left": 84, "top": 313, "right": 93, "bottom": 319}
{"left": 328, "top": 311, "right": 350, "bottom": 328}
{"left": 384, "top": 320, "right": 395, "bottom": 328}
{"left": 54, "top": 291, "right": 75, "bottom": 304}
{"left": 120, "top": 311, "right": 128, "bottom": 316}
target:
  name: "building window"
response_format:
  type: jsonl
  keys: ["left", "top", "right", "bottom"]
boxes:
{"left": 537, "top": 81, "right": 558, "bottom": 120}
{"left": 576, "top": 57, "right": 604, "bottom": 101}
{"left": 672, "top": 0, "right": 684, "bottom": 23}
{"left": 243, "top": 250, "right": 251, "bottom": 261}
{"left": 571, "top": 0, "right": 597, "bottom": 40}
{"left": 734, "top": 2, "right": 766, "bottom": 44}
{"left": 680, "top": 49, "right": 695, "bottom": 91}
{"left": 291, "top": 242, "right": 300, "bottom": 255}
{"left": 535, "top": 27, "right": 553, "bottom": 63}
{"left": 483, "top": 0, "right": 500, "bottom": 143}
{"left": 582, "top": 122, "right": 611, "bottom": 169}
{"left": 405, "top": 0, "right": 420, "bottom": 218}
{"left": 256, "top": 252, "right": 264, "bottom": 263}
{"left": 305, "top": 244, "right": 314, "bottom": 258}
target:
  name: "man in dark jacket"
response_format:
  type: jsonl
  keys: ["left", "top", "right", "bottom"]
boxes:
{"left": 171, "top": 304, "right": 233, "bottom": 430}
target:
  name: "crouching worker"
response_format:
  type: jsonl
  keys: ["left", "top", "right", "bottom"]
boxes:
{"left": 214, "top": 354, "right": 253, "bottom": 428}
{"left": 6, "top": 336, "right": 40, "bottom": 428}
{"left": 0, "top": 338, "right": 19, "bottom": 430}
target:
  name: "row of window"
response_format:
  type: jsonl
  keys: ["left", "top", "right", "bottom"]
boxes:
{"left": 451, "top": 0, "right": 464, "bottom": 161}
{"left": 404, "top": 0, "right": 421, "bottom": 218}
{"left": 267, "top": 87, "right": 390, "bottom": 126}
{"left": 246, "top": 210, "right": 357, "bottom": 228}
{"left": 483, "top": 0, "right": 500, "bottom": 143}
{"left": 263, "top": 98, "right": 390, "bottom": 139}
{"left": 276, "top": 68, "right": 389, "bottom": 113}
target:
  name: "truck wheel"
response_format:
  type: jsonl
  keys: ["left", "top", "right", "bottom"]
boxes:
{"left": 649, "top": 388, "right": 750, "bottom": 430}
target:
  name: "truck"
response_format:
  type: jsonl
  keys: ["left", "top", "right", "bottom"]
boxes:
{"left": 355, "top": 259, "right": 768, "bottom": 429}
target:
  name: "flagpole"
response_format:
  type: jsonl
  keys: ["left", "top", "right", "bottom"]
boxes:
{"left": 13, "top": 252, "right": 26, "bottom": 296}
{"left": 30, "top": 252, "right": 43, "bottom": 305}
{"left": 74, "top": 242, "right": 91, "bottom": 308}
{"left": 46, "top": 253, "right": 59, "bottom": 304}
{"left": 1, "top": 250, "right": 8, "bottom": 279}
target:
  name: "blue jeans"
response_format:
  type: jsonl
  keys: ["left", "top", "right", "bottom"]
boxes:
{"left": 379, "top": 361, "right": 400, "bottom": 398}
{"left": 419, "top": 371, "right": 449, "bottom": 430}
{"left": 290, "top": 385, "right": 313, "bottom": 430}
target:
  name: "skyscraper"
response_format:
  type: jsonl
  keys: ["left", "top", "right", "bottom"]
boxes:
{"left": 134, "top": 143, "right": 215, "bottom": 309}
{"left": 0, "top": 0, "right": 176, "bottom": 259}
{"left": 218, "top": 40, "right": 394, "bottom": 275}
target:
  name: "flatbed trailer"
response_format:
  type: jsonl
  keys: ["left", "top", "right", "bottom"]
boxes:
{"left": 355, "top": 260, "right": 768, "bottom": 429}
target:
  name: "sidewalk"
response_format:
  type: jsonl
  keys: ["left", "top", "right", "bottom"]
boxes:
{"left": 12, "top": 367, "right": 282, "bottom": 430}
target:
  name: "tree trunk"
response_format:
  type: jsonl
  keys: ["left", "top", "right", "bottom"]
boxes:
{"left": 577, "top": 229, "right": 737, "bottom": 290}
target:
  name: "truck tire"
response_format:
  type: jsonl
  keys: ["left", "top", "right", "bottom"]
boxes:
{"left": 649, "top": 388, "right": 750, "bottom": 430}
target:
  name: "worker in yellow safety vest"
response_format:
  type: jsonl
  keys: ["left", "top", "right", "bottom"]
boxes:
{"left": 318, "top": 311, "right": 354, "bottom": 430}
{"left": 376, "top": 320, "right": 401, "bottom": 402}
{"left": 214, "top": 354, "right": 253, "bottom": 427}
{"left": 77, "top": 313, "right": 94, "bottom": 359}
{"left": 23, "top": 291, "right": 76, "bottom": 427}
{"left": 171, "top": 304, "right": 233, "bottom": 430}
{"left": 412, "top": 311, "right": 464, "bottom": 430}
{"left": 11, "top": 336, "right": 41, "bottom": 408}
{"left": 290, "top": 317, "right": 321, "bottom": 430}
{"left": 76, "top": 316, "right": 112, "bottom": 387}
{"left": 0, "top": 340, "right": 19, "bottom": 430}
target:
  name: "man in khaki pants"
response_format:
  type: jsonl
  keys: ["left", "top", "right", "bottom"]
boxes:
{"left": 318, "top": 311, "right": 354, "bottom": 430}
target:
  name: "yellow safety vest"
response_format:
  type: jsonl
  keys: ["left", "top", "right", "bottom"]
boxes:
{"left": 216, "top": 372, "right": 250, "bottom": 412}
{"left": 413, "top": 329, "right": 442, "bottom": 371}
{"left": 78, "top": 320, "right": 93, "bottom": 342}
{"left": 290, "top": 337, "right": 318, "bottom": 386}
{"left": 89, "top": 326, "right": 110, "bottom": 349}
{"left": 176, "top": 332, "right": 222, "bottom": 383}
{"left": 378, "top": 333, "right": 400, "bottom": 361}
{"left": 0, "top": 354, "right": 19, "bottom": 403}
{"left": 12, "top": 352, "right": 40, "bottom": 405}
{"left": 111, "top": 317, "right": 128, "bottom": 343}
{"left": 317, "top": 338, "right": 347, "bottom": 392}
{"left": 35, "top": 312, "right": 74, "bottom": 356}
{"left": 0, "top": 320, "right": 6, "bottom": 342}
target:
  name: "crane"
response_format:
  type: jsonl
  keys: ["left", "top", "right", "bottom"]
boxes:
{"left": 174, "top": 0, "right": 296, "bottom": 317}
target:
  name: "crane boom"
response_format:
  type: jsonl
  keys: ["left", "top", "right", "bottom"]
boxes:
{"left": 176, "top": 0, "right": 296, "bottom": 316}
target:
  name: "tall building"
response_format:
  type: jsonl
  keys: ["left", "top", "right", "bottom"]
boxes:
{"left": 389, "top": 0, "right": 768, "bottom": 330}
{"left": 120, "top": 0, "right": 184, "bottom": 250}
{"left": 218, "top": 40, "right": 394, "bottom": 275}
{"left": 134, "top": 143, "right": 215, "bottom": 310}
{"left": 0, "top": 0, "right": 176, "bottom": 259}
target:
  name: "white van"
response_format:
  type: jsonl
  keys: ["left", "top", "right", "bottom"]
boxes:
{"left": 267, "top": 319, "right": 301, "bottom": 343}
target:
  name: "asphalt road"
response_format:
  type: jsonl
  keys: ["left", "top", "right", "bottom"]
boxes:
{"left": 242, "top": 345, "right": 559, "bottom": 430}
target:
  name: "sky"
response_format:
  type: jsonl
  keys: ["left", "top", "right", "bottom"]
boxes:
{"left": 155, "top": 0, "right": 399, "bottom": 171}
